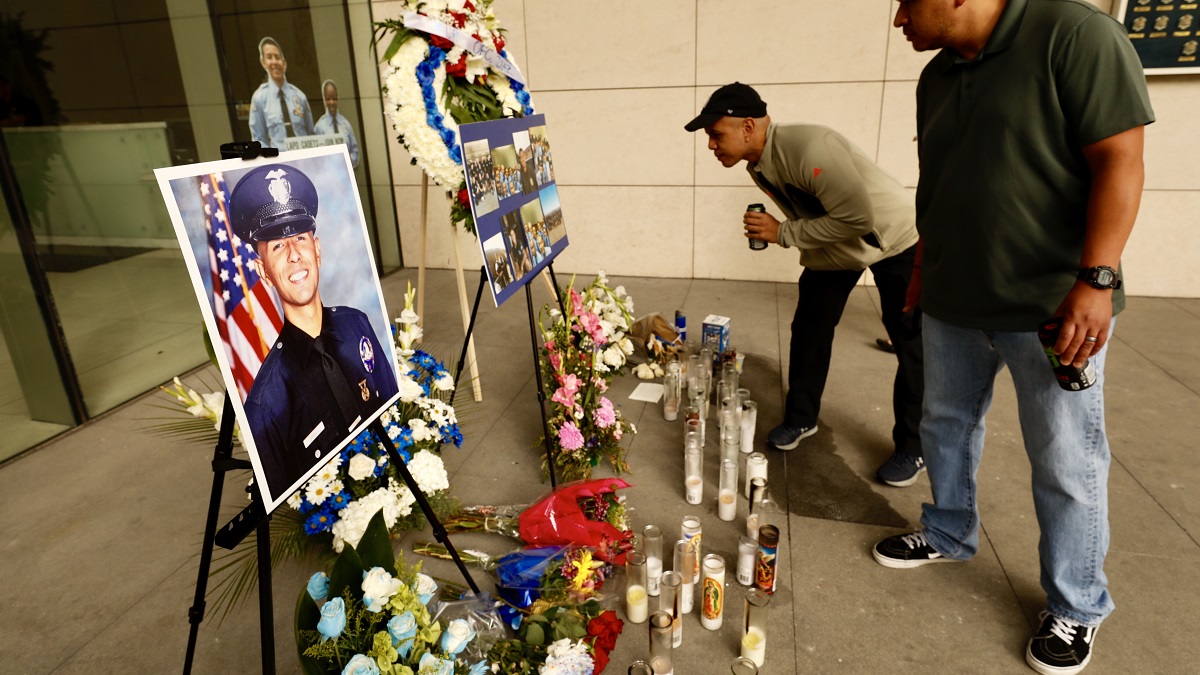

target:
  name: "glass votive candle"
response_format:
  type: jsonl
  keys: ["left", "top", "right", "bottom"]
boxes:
{"left": 643, "top": 524, "right": 663, "bottom": 596}
{"left": 700, "top": 554, "right": 726, "bottom": 631}
{"left": 739, "top": 400, "right": 757, "bottom": 454}
{"left": 735, "top": 387, "right": 750, "bottom": 426}
{"left": 681, "top": 515, "right": 702, "bottom": 581}
{"left": 660, "top": 572, "right": 683, "bottom": 648}
{"left": 736, "top": 535, "right": 758, "bottom": 586}
{"left": 741, "top": 589, "right": 771, "bottom": 666}
{"left": 685, "top": 410, "right": 704, "bottom": 448}
{"left": 721, "top": 407, "right": 740, "bottom": 462}
{"left": 663, "top": 368, "right": 680, "bottom": 422}
{"left": 625, "top": 551, "right": 649, "bottom": 624}
{"left": 673, "top": 538, "right": 694, "bottom": 615}
{"left": 744, "top": 453, "right": 767, "bottom": 499}
{"left": 628, "top": 660, "right": 653, "bottom": 675}
{"left": 721, "top": 361, "right": 739, "bottom": 392}
{"left": 684, "top": 441, "right": 703, "bottom": 505}
{"left": 746, "top": 478, "right": 767, "bottom": 539}
{"left": 649, "top": 610, "right": 673, "bottom": 674}
{"left": 718, "top": 458, "right": 738, "bottom": 522}
{"left": 731, "top": 656, "right": 759, "bottom": 675}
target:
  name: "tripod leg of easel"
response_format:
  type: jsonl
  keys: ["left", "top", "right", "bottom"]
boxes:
{"left": 416, "top": 173, "right": 429, "bottom": 329}
{"left": 256, "top": 518, "right": 276, "bottom": 675}
{"left": 452, "top": 225, "right": 483, "bottom": 402}
{"left": 525, "top": 283, "right": 558, "bottom": 488}
{"left": 370, "top": 421, "right": 481, "bottom": 595}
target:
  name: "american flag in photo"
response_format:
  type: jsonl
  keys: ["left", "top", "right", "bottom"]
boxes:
{"left": 200, "top": 172, "right": 283, "bottom": 399}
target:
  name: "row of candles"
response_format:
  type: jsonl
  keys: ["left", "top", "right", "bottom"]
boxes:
{"left": 622, "top": 519, "right": 776, "bottom": 674}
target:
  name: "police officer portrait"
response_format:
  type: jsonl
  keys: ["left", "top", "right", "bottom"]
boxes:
{"left": 158, "top": 147, "right": 400, "bottom": 508}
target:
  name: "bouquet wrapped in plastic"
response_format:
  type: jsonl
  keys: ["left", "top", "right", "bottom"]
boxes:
{"left": 443, "top": 478, "right": 635, "bottom": 564}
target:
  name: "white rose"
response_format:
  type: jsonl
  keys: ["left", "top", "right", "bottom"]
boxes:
{"left": 434, "top": 372, "right": 455, "bottom": 391}
{"left": 398, "top": 376, "right": 425, "bottom": 403}
{"left": 361, "top": 566, "right": 403, "bottom": 612}
{"left": 348, "top": 453, "right": 375, "bottom": 481}
{"left": 441, "top": 618, "right": 476, "bottom": 655}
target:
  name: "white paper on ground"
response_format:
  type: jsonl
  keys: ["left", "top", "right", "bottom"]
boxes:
{"left": 629, "top": 382, "right": 664, "bottom": 403}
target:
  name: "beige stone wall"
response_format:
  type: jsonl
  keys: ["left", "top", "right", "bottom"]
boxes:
{"left": 372, "top": 0, "right": 1200, "bottom": 298}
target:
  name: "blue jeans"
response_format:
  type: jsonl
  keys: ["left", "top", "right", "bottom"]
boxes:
{"left": 919, "top": 314, "right": 1115, "bottom": 626}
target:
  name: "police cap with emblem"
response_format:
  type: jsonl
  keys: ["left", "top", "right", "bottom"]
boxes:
{"left": 684, "top": 82, "right": 768, "bottom": 132}
{"left": 229, "top": 163, "right": 319, "bottom": 247}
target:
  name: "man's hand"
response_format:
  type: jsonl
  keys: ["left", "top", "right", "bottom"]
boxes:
{"left": 744, "top": 210, "right": 780, "bottom": 244}
{"left": 1052, "top": 283, "right": 1114, "bottom": 367}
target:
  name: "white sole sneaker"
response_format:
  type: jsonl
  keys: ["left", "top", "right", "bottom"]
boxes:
{"left": 770, "top": 425, "right": 819, "bottom": 451}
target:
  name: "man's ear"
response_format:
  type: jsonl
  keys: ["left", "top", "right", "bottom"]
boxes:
{"left": 251, "top": 258, "right": 272, "bottom": 288}
{"left": 742, "top": 117, "right": 757, "bottom": 139}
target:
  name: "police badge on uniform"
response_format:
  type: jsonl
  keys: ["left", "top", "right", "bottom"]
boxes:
{"left": 292, "top": 95, "right": 305, "bottom": 119}
{"left": 360, "top": 336, "right": 375, "bottom": 373}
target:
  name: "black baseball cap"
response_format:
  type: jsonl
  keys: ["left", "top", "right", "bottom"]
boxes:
{"left": 684, "top": 82, "right": 768, "bottom": 132}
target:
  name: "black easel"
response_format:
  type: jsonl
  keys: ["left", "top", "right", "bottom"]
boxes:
{"left": 450, "top": 265, "right": 565, "bottom": 488}
{"left": 369, "top": 419, "right": 480, "bottom": 594}
{"left": 183, "top": 141, "right": 279, "bottom": 675}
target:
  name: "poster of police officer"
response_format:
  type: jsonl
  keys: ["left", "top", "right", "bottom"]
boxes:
{"left": 155, "top": 146, "right": 400, "bottom": 512}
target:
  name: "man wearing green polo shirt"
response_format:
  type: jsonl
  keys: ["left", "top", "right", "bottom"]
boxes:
{"left": 871, "top": 1, "right": 1154, "bottom": 674}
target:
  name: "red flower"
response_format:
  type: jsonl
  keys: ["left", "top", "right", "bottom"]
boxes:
{"left": 587, "top": 610, "right": 624, "bottom": 653}
{"left": 447, "top": 53, "right": 468, "bottom": 78}
{"left": 464, "top": 0, "right": 476, "bottom": 11}
{"left": 494, "top": 34, "right": 506, "bottom": 52}
{"left": 449, "top": 11, "right": 467, "bottom": 28}
{"left": 429, "top": 34, "right": 454, "bottom": 51}
{"left": 457, "top": 188, "right": 470, "bottom": 206}
{"left": 591, "top": 648, "right": 610, "bottom": 674}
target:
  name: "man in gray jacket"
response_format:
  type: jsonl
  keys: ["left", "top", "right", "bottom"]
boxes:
{"left": 686, "top": 82, "right": 924, "bottom": 486}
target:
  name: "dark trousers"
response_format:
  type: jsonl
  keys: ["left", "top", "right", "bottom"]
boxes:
{"left": 784, "top": 244, "right": 924, "bottom": 457}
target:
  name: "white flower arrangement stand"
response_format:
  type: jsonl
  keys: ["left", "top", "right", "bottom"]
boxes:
{"left": 414, "top": 172, "right": 484, "bottom": 403}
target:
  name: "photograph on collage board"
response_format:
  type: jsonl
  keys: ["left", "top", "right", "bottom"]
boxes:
{"left": 460, "top": 114, "right": 570, "bottom": 306}
{"left": 154, "top": 146, "right": 400, "bottom": 513}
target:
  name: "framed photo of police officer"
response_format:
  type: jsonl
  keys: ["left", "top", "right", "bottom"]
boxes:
{"left": 154, "top": 145, "right": 401, "bottom": 513}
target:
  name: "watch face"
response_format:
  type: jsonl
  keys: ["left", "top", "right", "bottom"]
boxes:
{"left": 1095, "top": 269, "right": 1115, "bottom": 287}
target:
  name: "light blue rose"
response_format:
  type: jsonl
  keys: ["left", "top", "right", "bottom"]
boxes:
{"left": 418, "top": 652, "right": 454, "bottom": 675}
{"left": 468, "top": 661, "right": 490, "bottom": 675}
{"left": 413, "top": 573, "right": 438, "bottom": 606}
{"left": 387, "top": 611, "right": 418, "bottom": 657}
{"left": 440, "top": 618, "right": 476, "bottom": 656}
{"left": 317, "top": 597, "right": 346, "bottom": 642}
{"left": 341, "top": 654, "right": 380, "bottom": 675}
{"left": 307, "top": 572, "right": 329, "bottom": 601}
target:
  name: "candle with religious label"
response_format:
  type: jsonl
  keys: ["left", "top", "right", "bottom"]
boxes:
{"left": 644, "top": 524, "right": 663, "bottom": 596}
{"left": 700, "top": 554, "right": 726, "bottom": 631}
{"left": 718, "top": 459, "right": 738, "bottom": 521}
{"left": 674, "top": 538, "right": 694, "bottom": 615}
{"left": 625, "top": 551, "right": 649, "bottom": 624}
{"left": 649, "top": 610, "right": 674, "bottom": 674}
{"left": 741, "top": 589, "right": 770, "bottom": 666}
{"left": 681, "top": 515, "right": 702, "bottom": 582}
{"left": 755, "top": 525, "right": 780, "bottom": 595}
{"left": 660, "top": 572, "right": 683, "bottom": 648}
{"left": 740, "top": 400, "right": 757, "bottom": 454}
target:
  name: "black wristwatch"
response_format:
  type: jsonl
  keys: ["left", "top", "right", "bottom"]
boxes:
{"left": 1077, "top": 266, "right": 1122, "bottom": 290}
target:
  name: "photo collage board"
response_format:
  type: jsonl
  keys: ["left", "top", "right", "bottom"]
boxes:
{"left": 459, "top": 114, "right": 568, "bottom": 306}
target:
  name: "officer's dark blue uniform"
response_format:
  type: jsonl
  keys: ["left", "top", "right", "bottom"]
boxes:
{"left": 229, "top": 163, "right": 399, "bottom": 498}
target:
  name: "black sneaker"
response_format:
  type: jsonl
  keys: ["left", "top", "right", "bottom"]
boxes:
{"left": 1026, "top": 612, "right": 1097, "bottom": 675}
{"left": 767, "top": 423, "right": 818, "bottom": 450}
{"left": 872, "top": 531, "right": 962, "bottom": 569}
{"left": 875, "top": 452, "right": 926, "bottom": 487}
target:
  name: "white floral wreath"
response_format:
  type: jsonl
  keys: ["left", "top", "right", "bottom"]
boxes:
{"left": 381, "top": 0, "right": 535, "bottom": 189}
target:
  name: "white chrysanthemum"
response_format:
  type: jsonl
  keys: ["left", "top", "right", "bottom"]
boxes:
{"left": 382, "top": 37, "right": 464, "bottom": 187}
{"left": 409, "top": 418, "right": 437, "bottom": 443}
{"left": 408, "top": 450, "right": 449, "bottom": 494}
{"left": 347, "top": 453, "right": 376, "bottom": 481}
